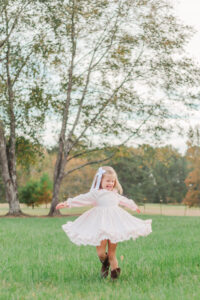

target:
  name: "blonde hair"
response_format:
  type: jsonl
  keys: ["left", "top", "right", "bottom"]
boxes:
{"left": 100, "top": 166, "right": 123, "bottom": 194}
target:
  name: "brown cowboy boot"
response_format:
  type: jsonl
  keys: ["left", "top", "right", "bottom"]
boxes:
{"left": 111, "top": 267, "right": 121, "bottom": 280}
{"left": 100, "top": 253, "right": 110, "bottom": 278}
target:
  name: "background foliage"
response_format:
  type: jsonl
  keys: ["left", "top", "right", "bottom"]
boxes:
{"left": 19, "top": 173, "right": 53, "bottom": 208}
{"left": 1, "top": 142, "right": 198, "bottom": 206}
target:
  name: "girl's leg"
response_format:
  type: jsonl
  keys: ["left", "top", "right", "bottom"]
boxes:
{"left": 96, "top": 239, "right": 108, "bottom": 261}
{"left": 108, "top": 240, "right": 121, "bottom": 279}
{"left": 108, "top": 240, "right": 118, "bottom": 270}
{"left": 96, "top": 239, "right": 110, "bottom": 278}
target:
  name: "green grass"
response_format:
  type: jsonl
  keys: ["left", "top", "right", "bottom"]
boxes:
{"left": 1, "top": 215, "right": 200, "bottom": 300}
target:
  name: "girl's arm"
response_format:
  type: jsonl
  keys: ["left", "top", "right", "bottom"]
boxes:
{"left": 118, "top": 194, "right": 140, "bottom": 213}
{"left": 56, "top": 191, "right": 96, "bottom": 209}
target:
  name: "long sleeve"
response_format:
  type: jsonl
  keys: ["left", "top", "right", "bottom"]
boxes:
{"left": 118, "top": 194, "right": 138, "bottom": 211}
{"left": 66, "top": 191, "right": 96, "bottom": 208}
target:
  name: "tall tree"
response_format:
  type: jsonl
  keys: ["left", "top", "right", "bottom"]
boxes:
{"left": 183, "top": 127, "right": 200, "bottom": 207}
{"left": 0, "top": 0, "right": 49, "bottom": 215}
{"left": 44, "top": 0, "right": 200, "bottom": 215}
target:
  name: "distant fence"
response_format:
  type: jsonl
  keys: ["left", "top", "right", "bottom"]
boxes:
{"left": 140, "top": 203, "right": 200, "bottom": 217}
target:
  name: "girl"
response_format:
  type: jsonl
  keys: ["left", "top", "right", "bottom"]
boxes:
{"left": 56, "top": 166, "right": 152, "bottom": 280}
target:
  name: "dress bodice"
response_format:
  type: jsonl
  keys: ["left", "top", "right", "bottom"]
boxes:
{"left": 94, "top": 190, "right": 119, "bottom": 207}
{"left": 66, "top": 189, "right": 138, "bottom": 211}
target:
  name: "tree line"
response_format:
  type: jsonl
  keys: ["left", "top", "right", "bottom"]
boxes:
{"left": 1, "top": 141, "right": 200, "bottom": 208}
{"left": 1, "top": 0, "right": 200, "bottom": 215}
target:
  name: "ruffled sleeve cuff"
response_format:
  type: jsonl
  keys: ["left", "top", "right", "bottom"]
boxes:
{"left": 118, "top": 194, "right": 138, "bottom": 211}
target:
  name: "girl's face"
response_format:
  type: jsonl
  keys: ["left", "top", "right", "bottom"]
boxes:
{"left": 101, "top": 174, "right": 116, "bottom": 191}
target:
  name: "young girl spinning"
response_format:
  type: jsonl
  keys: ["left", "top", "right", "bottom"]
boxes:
{"left": 56, "top": 166, "right": 152, "bottom": 280}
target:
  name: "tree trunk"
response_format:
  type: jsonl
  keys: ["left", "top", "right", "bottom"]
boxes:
{"left": 48, "top": 176, "right": 62, "bottom": 216}
{"left": 48, "top": 147, "right": 66, "bottom": 216}
{"left": 6, "top": 181, "right": 21, "bottom": 215}
{"left": 0, "top": 121, "right": 22, "bottom": 215}
{"left": 0, "top": 20, "right": 22, "bottom": 216}
{"left": 48, "top": 135, "right": 68, "bottom": 216}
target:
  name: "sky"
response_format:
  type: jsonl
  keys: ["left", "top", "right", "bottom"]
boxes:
{"left": 174, "top": 0, "right": 200, "bottom": 63}
{"left": 135, "top": 0, "right": 200, "bottom": 154}
{"left": 43, "top": 0, "right": 200, "bottom": 154}
{"left": 164, "top": 0, "right": 200, "bottom": 153}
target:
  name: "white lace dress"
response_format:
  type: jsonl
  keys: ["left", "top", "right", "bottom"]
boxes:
{"left": 62, "top": 189, "right": 152, "bottom": 246}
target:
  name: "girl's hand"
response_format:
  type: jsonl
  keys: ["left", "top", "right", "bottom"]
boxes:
{"left": 56, "top": 202, "right": 68, "bottom": 210}
{"left": 136, "top": 208, "right": 141, "bottom": 213}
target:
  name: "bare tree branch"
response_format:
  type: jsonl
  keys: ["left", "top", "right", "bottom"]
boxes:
{"left": 73, "top": 0, "right": 123, "bottom": 69}
{"left": 64, "top": 153, "right": 116, "bottom": 177}
{"left": 68, "top": 43, "right": 145, "bottom": 150}
{"left": 75, "top": 9, "right": 121, "bottom": 80}
{"left": 0, "top": 73, "right": 5, "bottom": 82}
{"left": 12, "top": 51, "right": 33, "bottom": 87}
{"left": 91, "top": 24, "right": 120, "bottom": 71}
{"left": 69, "top": 72, "right": 136, "bottom": 150}
{"left": 120, "top": 114, "right": 152, "bottom": 146}
{"left": 0, "top": 0, "right": 31, "bottom": 49}
{"left": 67, "top": 146, "right": 110, "bottom": 162}
{"left": 67, "top": 46, "right": 96, "bottom": 142}
{"left": 61, "top": 0, "right": 76, "bottom": 139}
{"left": 0, "top": 56, "right": 6, "bottom": 62}
{"left": 73, "top": 10, "right": 117, "bottom": 68}
{"left": 66, "top": 17, "right": 121, "bottom": 143}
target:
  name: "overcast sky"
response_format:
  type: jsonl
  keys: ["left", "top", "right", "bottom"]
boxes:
{"left": 174, "top": 0, "right": 200, "bottom": 63}
{"left": 162, "top": 0, "right": 200, "bottom": 153}
{"left": 43, "top": 1, "right": 200, "bottom": 154}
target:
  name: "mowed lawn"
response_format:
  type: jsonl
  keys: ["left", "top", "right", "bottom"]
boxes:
{"left": 0, "top": 215, "right": 200, "bottom": 300}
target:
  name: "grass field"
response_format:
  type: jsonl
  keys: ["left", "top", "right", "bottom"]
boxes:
{"left": 1, "top": 215, "right": 200, "bottom": 300}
